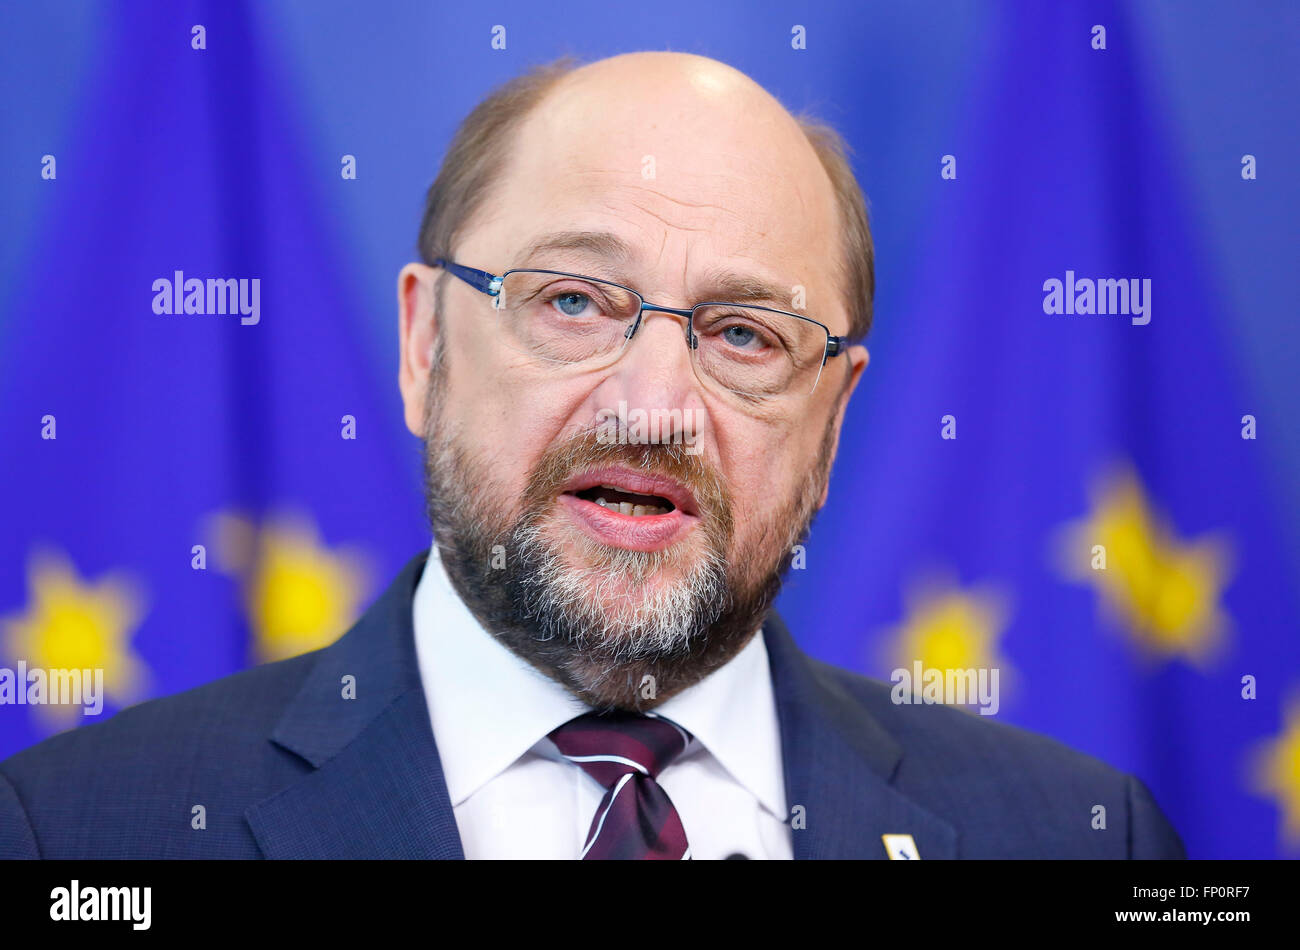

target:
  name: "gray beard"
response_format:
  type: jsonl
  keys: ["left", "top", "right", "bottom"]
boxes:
{"left": 420, "top": 363, "right": 832, "bottom": 710}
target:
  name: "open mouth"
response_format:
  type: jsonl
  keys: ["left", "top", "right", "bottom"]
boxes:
{"left": 559, "top": 466, "right": 699, "bottom": 519}
{"left": 570, "top": 484, "right": 675, "bottom": 517}
{"left": 556, "top": 467, "right": 700, "bottom": 551}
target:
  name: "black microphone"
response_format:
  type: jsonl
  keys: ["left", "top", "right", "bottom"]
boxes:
{"left": 724, "top": 852, "right": 750, "bottom": 860}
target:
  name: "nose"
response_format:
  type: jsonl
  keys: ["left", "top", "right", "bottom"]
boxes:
{"left": 592, "top": 307, "right": 706, "bottom": 447}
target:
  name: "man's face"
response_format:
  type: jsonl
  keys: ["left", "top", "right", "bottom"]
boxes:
{"left": 399, "top": 54, "right": 868, "bottom": 708}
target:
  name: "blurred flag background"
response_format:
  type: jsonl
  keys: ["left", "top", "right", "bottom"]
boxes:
{"left": 1, "top": 1, "right": 1296, "bottom": 858}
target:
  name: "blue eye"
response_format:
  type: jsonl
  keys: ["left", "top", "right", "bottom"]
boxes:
{"left": 553, "top": 292, "right": 590, "bottom": 317}
{"left": 722, "top": 324, "right": 757, "bottom": 348}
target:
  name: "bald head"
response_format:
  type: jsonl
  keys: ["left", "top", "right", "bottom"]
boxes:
{"left": 417, "top": 51, "right": 873, "bottom": 341}
{"left": 535, "top": 50, "right": 831, "bottom": 192}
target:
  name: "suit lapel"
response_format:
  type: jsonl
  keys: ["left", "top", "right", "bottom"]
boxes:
{"left": 246, "top": 552, "right": 465, "bottom": 859}
{"left": 763, "top": 614, "right": 957, "bottom": 859}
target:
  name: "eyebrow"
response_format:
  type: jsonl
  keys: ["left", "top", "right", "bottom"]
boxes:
{"left": 513, "top": 229, "right": 797, "bottom": 311}
{"left": 515, "top": 230, "right": 635, "bottom": 271}
{"left": 695, "top": 269, "right": 793, "bottom": 309}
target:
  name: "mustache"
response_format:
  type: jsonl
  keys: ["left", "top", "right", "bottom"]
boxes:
{"left": 520, "top": 424, "right": 733, "bottom": 533}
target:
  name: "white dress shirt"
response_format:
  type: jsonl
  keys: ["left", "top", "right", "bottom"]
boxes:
{"left": 412, "top": 546, "right": 793, "bottom": 859}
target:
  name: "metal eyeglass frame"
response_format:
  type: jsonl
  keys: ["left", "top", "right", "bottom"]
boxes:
{"left": 431, "top": 258, "right": 851, "bottom": 396}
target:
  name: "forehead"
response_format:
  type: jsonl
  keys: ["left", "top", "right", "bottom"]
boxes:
{"left": 468, "top": 68, "right": 844, "bottom": 325}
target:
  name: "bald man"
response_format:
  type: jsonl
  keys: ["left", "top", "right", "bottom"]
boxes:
{"left": 0, "top": 53, "right": 1184, "bottom": 860}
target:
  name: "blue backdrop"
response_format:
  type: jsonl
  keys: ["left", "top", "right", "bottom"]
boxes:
{"left": 1, "top": 0, "right": 1297, "bottom": 859}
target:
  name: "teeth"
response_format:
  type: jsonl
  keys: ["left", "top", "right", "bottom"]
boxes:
{"left": 591, "top": 496, "right": 666, "bottom": 516}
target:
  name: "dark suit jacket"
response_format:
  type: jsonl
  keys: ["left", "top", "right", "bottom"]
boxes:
{"left": 0, "top": 551, "right": 1185, "bottom": 859}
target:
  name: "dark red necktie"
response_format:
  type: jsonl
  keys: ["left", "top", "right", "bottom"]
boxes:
{"left": 548, "top": 710, "right": 693, "bottom": 860}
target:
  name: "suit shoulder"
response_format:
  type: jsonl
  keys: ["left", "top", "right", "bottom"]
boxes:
{"left": 0, "top": 648, "right": 320, "bottom": 784}
{"left": 811, "top": 659, "right": 1123, "bottom": 785}
{"left": 0, "top": 652, "right": 326, "bottom": 858}
{"left": 805, "top": 659, "right": 1185, "bottom": 857}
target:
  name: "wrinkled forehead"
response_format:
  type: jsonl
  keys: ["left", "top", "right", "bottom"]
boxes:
{"left": 471, "top": 73, "right": 844, "bottom": 324}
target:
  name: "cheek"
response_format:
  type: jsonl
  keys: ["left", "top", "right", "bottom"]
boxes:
{"left": 441, "top": 350, "right": 594, "bottom": 493}
{"left": 715, "top": 414, "right": 812, "bottom": 528}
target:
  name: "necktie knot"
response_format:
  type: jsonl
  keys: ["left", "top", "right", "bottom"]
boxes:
{"left": 548, "top": 710, "right": 692, "bottom": 788}
{"left": 548, "top": 710, "right": 694, "bottom": 859}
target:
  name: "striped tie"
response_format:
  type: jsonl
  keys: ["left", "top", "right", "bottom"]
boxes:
{"left": 548, "top": 710, "right": 693, "bottom": 860}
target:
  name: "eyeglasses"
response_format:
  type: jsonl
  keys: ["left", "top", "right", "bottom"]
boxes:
{"left": 432, "top": 259, "right": 850, "bottom": 399}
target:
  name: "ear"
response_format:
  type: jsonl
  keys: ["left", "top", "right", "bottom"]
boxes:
{"left": 398, "top": 262, "right": 439, "bottom": 437}
{"left": 817, "top": 343, "right": 869, "bottom": 508}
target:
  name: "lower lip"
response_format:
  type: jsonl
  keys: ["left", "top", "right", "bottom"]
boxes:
{"left": 557, "top": 493, "right": 697, "bottom": 551}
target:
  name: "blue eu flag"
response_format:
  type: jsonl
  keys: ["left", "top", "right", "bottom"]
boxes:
{"left": 777, "top": 3, "right": 1300, "bottom": 859}
{"left": 0, "top": 4, "right": 427, "bottom": 757}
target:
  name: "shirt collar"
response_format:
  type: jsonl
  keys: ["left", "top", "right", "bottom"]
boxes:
{"left": 654, "top": 627, "right": 788, "bottom": 821}
{"left": 413, "top": 546, "right": 588, "bottom": 807}
{"left": 412, "top": 545, "right": 787, "bottom": 821}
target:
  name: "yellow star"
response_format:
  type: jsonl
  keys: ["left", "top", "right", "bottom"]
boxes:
{"left": 210, "top": 512, "right": 369, "bottom": 664}
{"left": 1248, "top": 692, "right": 1300, "bottom": 851}
{"left": 1, "top": 549, "right": 148, "bottom": 724}
{"left": 882, "top": 575, "right": 1013, "bottom": 710}
{"left": 1056, "top": 465, "right": 1231, "bottom": 666}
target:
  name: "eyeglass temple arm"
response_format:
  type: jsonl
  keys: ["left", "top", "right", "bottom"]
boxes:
{"left": 826, "top": 336, "right": 850, "bottom": 358}
{"left": 432, "top": 258, "right": 503, "bottom": 296}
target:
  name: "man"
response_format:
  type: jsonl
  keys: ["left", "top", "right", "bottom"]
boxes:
{"left": 0, "top": 52, "right": 1183, "bottom": 860}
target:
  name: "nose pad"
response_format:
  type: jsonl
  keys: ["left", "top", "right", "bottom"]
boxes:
{"left": 615, "top": 307, "right": 701, "bottom": 392}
